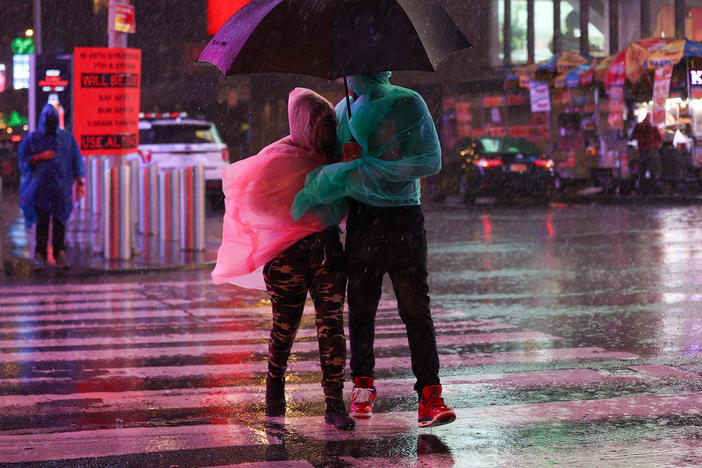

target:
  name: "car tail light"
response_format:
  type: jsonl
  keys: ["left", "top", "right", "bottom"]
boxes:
{"left": 138, "top": 149, "right": 152, "bottom": 164}
{"left": 10, "top": 135, "right": 21, "bottom": 143}
{"left": 533, "top": 159, "right": 554, "bottom": 169}
{"left": 222, "top": 147, "right": 230, "bottom": 162}
{"left": 475, "top": 158, "right": 503, "bottom": 168}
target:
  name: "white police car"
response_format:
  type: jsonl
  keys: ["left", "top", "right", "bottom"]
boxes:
{"left": 127, "top": 112, "right": 230, "bottom": 207}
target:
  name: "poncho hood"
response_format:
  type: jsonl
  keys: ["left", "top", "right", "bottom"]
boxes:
{"left": 38, "top": 104, "right": 59, "bottom": 134}
{"left": 288, "top": 87, "right": 335, "bottom": 150}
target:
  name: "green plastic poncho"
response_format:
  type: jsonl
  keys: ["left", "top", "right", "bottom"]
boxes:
{"left": 291, "top": 72, "right": 441, "bottom": 221}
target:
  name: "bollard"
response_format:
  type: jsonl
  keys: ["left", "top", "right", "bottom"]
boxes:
{"left": 137, "top": 164, "right": 158, "bottom": 235}
{"left": 179, "top": 164, "right": 205, "bottom": 251}
{"left": 77, "top": 156, "right": 88, "bottom": 211}
{"left": 158, "top": 169, "right": 180, "bottom": 243}
{"left": 87, "top": 156, "right": 103, "bottom": 215}
{"left": 129, "top": 159, "right": 139, "bottom": 228}
{"left": 100, "top": 157, "right": 110, "bottom": 217}
{"left": 103, "top": 165, "right": 131, "bottom": 260}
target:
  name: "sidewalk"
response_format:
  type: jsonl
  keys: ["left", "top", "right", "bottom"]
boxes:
{"left": 1, "top": 190, "right": 221, "bottom": 279}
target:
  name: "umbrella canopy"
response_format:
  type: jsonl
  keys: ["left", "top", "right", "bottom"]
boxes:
{"left": 535, "top": 51, "right": 590, "bottom": 74}
{"left": 604, "top": 38, "right": 672, "bottom": 88}
{"left": 197, "top": 0, "right": 471, "bottom": 80}
{"left": 594, "top": 54, "right": 615, "bottom": 83}
{"left": 645, "top": 38, "right": 702, "bottom": 69}
{"left": 554, "top": 58, "right": 601, "bottom": 88}
{"left": 516, "top": 62, "right": 539, "bottom": 87}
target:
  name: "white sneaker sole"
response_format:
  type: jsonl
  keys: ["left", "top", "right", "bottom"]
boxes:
{"left": 418, "top": 409, "right": 456, "bottom": 428}
{"left": 350, "top": 410, "right": 372, "bottom": 419}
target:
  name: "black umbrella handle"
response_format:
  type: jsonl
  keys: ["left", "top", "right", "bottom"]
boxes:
{"left": 343, "top": 77, "right": 357, "bottom": 143}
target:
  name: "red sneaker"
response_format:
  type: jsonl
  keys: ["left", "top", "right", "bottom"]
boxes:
{"left": 418, "top": 385, "right": 456, "bottom": 428}
{"left": 350, "top": 376, "right": 376, "bottom": 419}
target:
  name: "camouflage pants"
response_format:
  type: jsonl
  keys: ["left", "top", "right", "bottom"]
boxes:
{"left": 263, "top": 228, "right": 347, "bottom": 399}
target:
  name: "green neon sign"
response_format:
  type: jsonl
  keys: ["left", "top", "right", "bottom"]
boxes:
{"left": 4, "top": 111, "right": 29, "bottom": 127}
{"left": 11, "top": 37, "right": 35, "bottom": 55}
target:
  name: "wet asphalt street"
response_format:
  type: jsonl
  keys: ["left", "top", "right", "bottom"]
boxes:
{"left": 2, "top": 201, "right": 702, "bottom": 467}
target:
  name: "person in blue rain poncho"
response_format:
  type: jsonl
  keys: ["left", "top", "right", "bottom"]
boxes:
{"left": 291, "top": 72, "right": 456, "bottom": 428}
{"left": 18, "top": 104, "right": 85, "bottom": 270}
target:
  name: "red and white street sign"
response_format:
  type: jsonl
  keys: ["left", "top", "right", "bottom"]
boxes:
{"left": 110, "top": 3, "right": 136, "bottom": 34}
{"left": 73, "top": 47, "right": 141, "bottom": 155}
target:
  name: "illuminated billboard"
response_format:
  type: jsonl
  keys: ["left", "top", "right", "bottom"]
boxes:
{"left": 13, "top": 55, "right": 30, "bottom": 89}
{"left": 207, "top": 0, "right": 249, "bottom": 35}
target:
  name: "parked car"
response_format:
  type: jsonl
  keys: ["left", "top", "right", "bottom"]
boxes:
{"left": 127, "top": 113, "right": 230, "bottom": 208}
{"left": 450, "top": 136, "right": 558, "bottom": 203}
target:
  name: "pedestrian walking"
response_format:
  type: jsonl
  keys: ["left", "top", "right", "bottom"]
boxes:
{"left": 632, "top": 113, "right": 663, "bottom": 195}
{"left": 18, "top": 104, "right": 85, "bottom": 270}
{"left": 212, "top": 88, "right": 354, "bottom": 430}
{"left": 292, "top": 72, "right": 456, "bottom": 428}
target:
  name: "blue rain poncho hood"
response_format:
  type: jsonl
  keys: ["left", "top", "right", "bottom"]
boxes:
{"left": 291, "top": 72, "right": 441, "bottom": 220}
{"left": 18, "top": 104, "right": 85, "bottom": 227}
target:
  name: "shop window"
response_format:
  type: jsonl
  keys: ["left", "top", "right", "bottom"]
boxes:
{"left": 497, "top": 0, "right": 529, "bottom": 64}
{"left": 535, "top": 0, "right": 555, "bottom": 60}
{"left": 651, "top": 0, "right": 675, "bottom": 38}
{"left": 619, "top": 0, "right": 641, "bottom": 49}
{"left": 561, "top": 0, "right": 581, "bottom": 52}
{"left": 588, "top": 0, "right": 609, "bottom": 56}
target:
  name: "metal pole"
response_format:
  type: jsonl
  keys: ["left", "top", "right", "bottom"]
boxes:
{"left": 79, "top": 156, "right": 88, "bottom": 211}
{"left": 108, "top": 0, "right": 128, "bottom": 167}
{"left": 129, "top": 159, "right": 138, "bottom": 227}
{"left": 108, "top": 0, "right": 128, "bottom": 48}
{"left": 100, "top": 156, "right": 110, "bottom": 216}
{"left": 33, "top": 0, "right": 42, "bottom": 55}
{"left": 137, "top": 165, "right": 158, "bottom": 234}
{"left": 179, "top": 164, "right": 205, "bottom": 251}
{"left": 158, "top": 169, "right": 180, "bottom": 243}
{"left": 103, "top": 165, "right": 131, "bottom": 260}
{"left": 88, "top": 156, "right": 104, "bottom": 215}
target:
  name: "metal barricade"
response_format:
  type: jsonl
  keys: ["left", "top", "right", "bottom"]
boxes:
{"left": 137, "top": 164, "right": 158, "bottom": 235}
{"left": 103, "top": 165, "right": 131, "bottom": 260}
{"left": 179, "top": 164, "right": 205, "bottom": 251}
{"left": 158, "top": 169, "right": 180, "bottom": 243}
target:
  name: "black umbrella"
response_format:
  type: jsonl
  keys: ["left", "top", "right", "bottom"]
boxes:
{"left": 197, "top": 0, "right": 471, "bottom": 118}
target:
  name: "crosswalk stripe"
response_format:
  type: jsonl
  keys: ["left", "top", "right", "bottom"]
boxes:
{"left": 0, "top": 331, "right": 559, "bottom": 363}
{"left": 0, "top": 311, "right": 508, "bottom": 346}
{"left": 0, "top": 309, "right": 491, "bottom": 332}
{"left": 4, "top": 367, "right": 695, "bottom": 412}
{"left": 4, "top": 391, "right": 702, "bottom": 464}
{"left": 0, "top": 421, "right": 276, "bottom": 464}
{"left": 0, "top": 347, "right": 634, "bottom": 388}
{"left": 0, "top": 279, "right": 217, "bottom": 295}
{"left": 0, "top": 299, "right": 179, "bottom": 315}
{"left": 0, "top": 291, "right": 148, "bottom": 306}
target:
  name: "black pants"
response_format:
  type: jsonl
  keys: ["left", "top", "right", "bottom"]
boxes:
{"left": 35, "top": 207, "right": 65, "bottom": 258}
{"left": 263, "top": 228, "right": 347, "bottom": 400}
{"left": 346, "top": 201, "right": 440, "bottom": 395}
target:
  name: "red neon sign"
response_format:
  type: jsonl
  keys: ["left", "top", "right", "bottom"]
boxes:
{"left": 207, "top": 0, "right": 249, "bottom": 35}
{"left": 38, "top": 74, "right": 69, "bottom": 91}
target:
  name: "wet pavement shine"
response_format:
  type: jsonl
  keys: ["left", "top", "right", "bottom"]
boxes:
{"left": 2, "top": 202, "right": 702, "bottom": 467}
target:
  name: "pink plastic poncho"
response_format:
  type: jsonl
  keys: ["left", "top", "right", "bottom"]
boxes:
{"left": 212, "top": 88, "right": 338, "bottom": 289}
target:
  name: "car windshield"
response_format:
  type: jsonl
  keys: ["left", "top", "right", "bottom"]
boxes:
{"left": 479, "top": 137, "right": 541, "bottom": 155}
{"left": 140, "top": 124, "right": 220, "bottom": 144}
